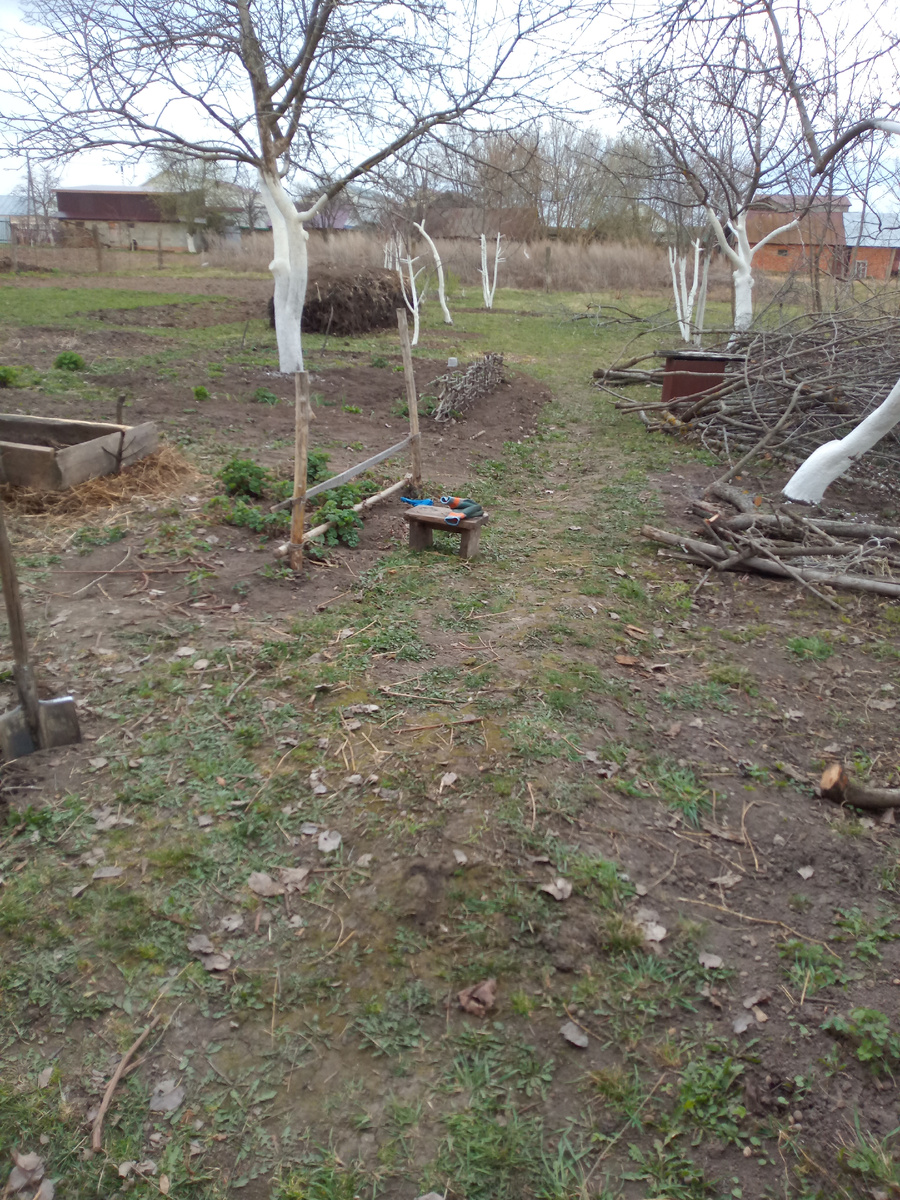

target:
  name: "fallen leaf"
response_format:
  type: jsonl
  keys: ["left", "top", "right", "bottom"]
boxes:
{"left": 608, "top": 611, "right": 620, "bottom": 620}
{"left": 72, "top": 883, "right": 89, "bottom": 898}
{"left": 559, "top": 1020, "right": 589, "bottom": 1048}
{"left": 582, "top": 750, "right": 599, "bottom": 763}
{"left": 664, "top": 722, "right": 682, "bottom": 738}
{"left": 37, "top": 1066, "right": 54, "bottom": 1089}
{"left": 743, "top": 988, "right": 772, "bottom": 1010}
{"left": 88, "top": 757, "right": 109, "bottom": 770}
{"left": 317, "top": 830, "right": 342, "bottom": 853}
{"left": 118, "top": 1162, "right": 136, "bottom": 1179}
{"left": 92, "top": 865, "right": 124, "bottom": 880}
{"left": 871, "top": 698, "right": 898, "bottom": 711}
{"left": 635, "top": 906, "right": 667, "bottom": 942}
{"left": 458, "top": 978, "right": 497, "bottom": 1016}
{"left": 300, "top": 822, "right": 319, "bottom": 836}
{"left": 439, "top": 772, "right": 458, "bottom": 792}
{"left": 453, "top": 849, "right": 468, "bottom": 866}
{"left": 247, "top": 871, "right": 285, "bottom": 897}
{"left": 344, "top": 719, "right": 362, "bottom": 732}
{"left": 199, "top": 952, "right": 232, "bottom": 972}
{"left": 193, "top": 659, "right": 209, "bottom": 671}
{"left": 343, "top": 703, "right": 380, "bottom": 715}
{"left": 219, "top": 914, "right": 244, "bottom": 932}
{"left": 540, "top": 877, "right": 573, "bottom": 901}
{"left": 752, "top": 1005, "right": 768, "bottom": 1023}
{"left": 700, "top": 983, "right": 723, "bottom": 1009}
{"left": 624, "top": 624, "right": 647, "bottom": 638}
{"left": 175, "top": 646, "right": 197, "bottom": 657}
{"left": 159, "top": 1177, "right": 170, "bottom": 1196}
{"left": 356, "top": 853, "right": 373, "bottom": 868}
{"left": 709, "top": 870, "right": 741, "bottom": 890}
{"left": 187, "top": 933, "right": 215, "bottom": 955}
{"left": 280, "top": 866, "right": 310, "bottom": 892}
{"left": 148, "top": 1080, "right": 184, "bottom": 1113}
{"left": 614, "top": 654, "right": 638, "bottom": 666}
{"left": 9, "top": 1151, "right": 45, "bottom": 1195}
{"left": 699, "top": 952, "right": 724, "bottom": 970}
{"left": 197, "top": 814, "right": 214, "bottom": 828}
{"left": 345, "top": 773, "right": 363, "bottom": 786}
{"left": 784, "top": 709, "right": 804, "bottom": 721}
{"left": 797, "top": 865, "right": 815, "bottom": 880}
{"left": 733, "top": 1011, "right": 753, "bottom": 1034}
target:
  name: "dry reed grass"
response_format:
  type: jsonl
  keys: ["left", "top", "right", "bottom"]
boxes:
{"left": 2, "top": 446, "right": 198, "bottom": 520}
{"left": 9, "top": 231, "right": 734, "bottom": 296}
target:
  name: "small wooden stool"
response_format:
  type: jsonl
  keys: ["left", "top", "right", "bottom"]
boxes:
{"left": 403, "top": 506, "right": 488, "bottom": 560}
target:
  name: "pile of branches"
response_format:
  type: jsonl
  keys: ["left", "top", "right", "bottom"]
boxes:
{"left": 268, "top": 269, "right": 404, "bottom": 337}
{"left": 594, "top": 295, "right": 900, "bottom": 490}
{"left": 432, "top": 353, "right": 504, "bottom": 422}
{"left": 643, "top": 482, "right": 900, "bottom": 606}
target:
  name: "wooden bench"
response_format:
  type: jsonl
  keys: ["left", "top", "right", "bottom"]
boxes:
{"left": 402, "top": 506, "right": 488, "bottom": 560}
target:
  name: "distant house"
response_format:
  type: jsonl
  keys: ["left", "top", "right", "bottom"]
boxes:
{"left": 0, "top": 192, "right": 39, "bottom": 245}
{"left": 54, "top": 181, "right": 269, "bottom": 252}
{"left": 843, "top": 213, "right": 900, "bottom": 280}
{"left": 746, "top": 194, "right": 851, "bottom": 276}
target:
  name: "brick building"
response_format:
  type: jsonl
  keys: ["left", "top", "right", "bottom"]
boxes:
{"left": 746, "top": 195, "right": 851, "bottom": 275}
{"left": 843, "top": 213, "right": 900, "bottom": 280}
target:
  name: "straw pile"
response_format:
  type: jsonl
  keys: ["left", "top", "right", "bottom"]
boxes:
{"left": 267, "top": 269, "right": 405, "bottom": 337}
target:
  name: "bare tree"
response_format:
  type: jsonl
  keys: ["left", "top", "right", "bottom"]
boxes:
{"left": 601, "top": 18, "right": 811, "bottom": 331}
{"left": 1, "top": 0, "right": 595, "bottom": 371}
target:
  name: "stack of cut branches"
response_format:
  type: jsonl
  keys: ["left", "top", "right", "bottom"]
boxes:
{"left": 643, "top": 482, "right": 900, "bottom": 606}
{"left": 594, "top": 296, "right": 900, "bottom": 490}
{"left": 432, "top": 353, "right": 504, "bottom": 423}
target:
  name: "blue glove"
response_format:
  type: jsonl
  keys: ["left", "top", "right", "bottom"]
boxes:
{"left": 401, "top": 497, "right": 434, "bottom": 506}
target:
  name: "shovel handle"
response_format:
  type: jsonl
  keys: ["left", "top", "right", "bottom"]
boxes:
{"left": 0, "top": 490, "right": 41, "bottom": 735}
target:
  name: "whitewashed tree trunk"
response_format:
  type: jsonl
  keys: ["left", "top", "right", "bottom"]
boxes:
{"left": 694, "top": 255, "right": 710, "bottom": 345}
{"left": 397, "top": 254, "right": 423, "bottom": 345}
{"left": 259, "top": 169, "right": 312, "bottom": 373}
{"left": 669, "top": 239, "right": 703, "bottom": 343}
{"left": 414, "top": 221, "right": 452, "bottom": 324}
{"left": 783, "top": 376, "right": 900, "bottom": 502}
{"left": 479, "top": 233, "right": 503, "bottom": 309}
{"left": 706, "top": 207, "right": 798, "bottom": 337}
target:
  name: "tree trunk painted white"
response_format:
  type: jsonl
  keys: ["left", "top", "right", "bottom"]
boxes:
{"left": 414, "top": 221, "right": 452, "bottom": 325}
{"left": 706, "top": 207, "right": 798, "bottom": 336}
{"left": 479, "top": 233, "right": 503, "bottom": 309}
{"left": 694, "top": 254, "right": 710, "bottom": 345}
{"left": 258, "top": 169, "right": 329, "bottom": 374}
{"left": 397, "top": 254, "right": 423, "bottom": 345}
{"left": 669, "top": 240, "right": 703, "bottom": 343}
{"left": 783, "top": 375, "right": 900, "bottom": 502}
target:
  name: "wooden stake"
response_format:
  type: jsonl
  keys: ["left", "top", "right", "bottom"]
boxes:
{"left": 397, "top": 309, "right": 422, "bottom": 491}
{"left": 290, "top": 370, "right": 311, "bottom": 570}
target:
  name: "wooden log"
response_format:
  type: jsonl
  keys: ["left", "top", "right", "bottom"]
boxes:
{"left": 397, "top": 310, "right": 423, "bottom": 490}
{"left": 642, "top": 525, "right": 900, "bottom": 598}
{"left": 820, "top": 762, "right": 900, "bottom": 810}
{"left": 289, "top": 370, "right": 311, "bottom": 570}
{"left": 711, "top": 512, "right": 900, "bottom": 541}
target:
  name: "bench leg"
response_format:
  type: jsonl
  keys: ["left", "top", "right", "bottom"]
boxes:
{"left": 458, "top": 526, "right": 482, "bottom": 559}
{"left": 408, "top": 521, "right": 434, "bottom": 551}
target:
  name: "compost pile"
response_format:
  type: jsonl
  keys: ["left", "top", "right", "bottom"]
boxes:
{"left": 432, "top": 353, "right": 504, "bottom": 422}
{"left": 594, "top": 296, "right": 900, "bottom": 492}
{"left": 268, "top": 270, "right": 404, "bottom": 337}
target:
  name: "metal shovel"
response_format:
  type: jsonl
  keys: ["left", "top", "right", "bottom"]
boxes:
{"left": 0, "top": 491, "right": 80, "bottom": 759}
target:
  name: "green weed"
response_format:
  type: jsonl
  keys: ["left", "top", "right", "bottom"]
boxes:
{"left": 786, "top": 635, "right": 833, "bottom": 662}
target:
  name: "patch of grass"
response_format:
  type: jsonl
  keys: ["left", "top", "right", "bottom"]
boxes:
{"left": 53, "top": 350, "right": 85, "bottom": 371}
{"left": 706, "top": 663, "right": 758, "bottom": 695}
{"left": 648, "top": 760, "right": 712, "bottom": 827}
{"left": 354, "top": 982, "right": 432, "bottom": 1057}
{"left": 659, "top": 681, "right": 734, "bottom": 712}
{"left": 192, "top": 384, "right": 211, "bottom": 401}
{"left": 832, "top": 906, "right": 898, "bottom": 962}
{"left": 786, "top": 635, "right": 833, "bottom": 662}
{"left": 822, "top": 1007, "right": 900, "bottom": 1072}
{"left": 251, "top": 386, "right": 280, "bottom": 404}
{"left": 72, "top": 523, "right": 127, "bottom": 551}
{"left": 778, "top": 940, "right": 845, "bottom": 995}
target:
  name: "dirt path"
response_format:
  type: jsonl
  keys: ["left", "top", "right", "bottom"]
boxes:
{"left": 1, "top": 277, "right": 899, "bottom": 1200}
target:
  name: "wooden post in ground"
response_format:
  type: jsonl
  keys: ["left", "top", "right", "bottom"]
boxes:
{"left": 397, "top": 309, "right": 422, "bottom": 492}
{"left": 156, "top": 229, "right": 164, "bottom": 270}
{"left": 290, "top": 370, "right": 312, "bottom": 570}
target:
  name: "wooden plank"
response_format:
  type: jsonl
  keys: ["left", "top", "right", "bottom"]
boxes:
{"left": 0, "top": 413, "right": 128, "bottom": 448}
{"left": 0, "top": 441, "right": 61, "bottom": 489}
{"left": 56, "top": 422, "right": 158, "bottom": 489}
{"left": 270, "top": 436, "right": 411, "bottom": 511}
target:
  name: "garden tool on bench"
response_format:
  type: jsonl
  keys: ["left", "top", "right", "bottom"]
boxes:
{"left": 0, "top": 490, "right": 81, "bottom": 759}
{"left": 440, "top": 495, "right": 484, "bottom": 520}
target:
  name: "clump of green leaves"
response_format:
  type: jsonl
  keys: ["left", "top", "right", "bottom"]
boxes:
{"left": 778, "top": 939, "right": 845, "bottom": 994}
{"left": 251, "top": 386, "right": 280, "bottom": 405}
{"left": 206, "top": 495, "right": 288, "bottom": 535}
{"left": 54, "top": 351, "right": 84, "bottom": 371}
{"left": 0, "top": 365, "right": 18, "bottom": 387}
{"left": 306, "top": 448, "right": 331, "bottom": 485}
{"left": 192, "top": 385, "right": 210, "bottom": 402}
{"left": 823, "top": 1007, "right": 900, "bottom": 1071}
{"left": 219, "top": 457, "right": 269, "bottom": 499}
{"left": 72, "top": 524, "right": 126, "bottom": 552}
{"left": 314, "top": 483, "right": 371, "bottom": 548}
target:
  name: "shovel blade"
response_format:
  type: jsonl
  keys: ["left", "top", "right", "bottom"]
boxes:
{"left": 0, "top": 705, "right": 37, "bottom": 760}
{"left": 38, "top": 697, "right": 81, "bottom": 750}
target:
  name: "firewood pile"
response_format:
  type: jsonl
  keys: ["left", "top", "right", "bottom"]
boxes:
{"left": 432, "top": 353, "right": 504, "bottom": 423}
{"left": 643, "top": 482, "right": 900, "bottom": 606}
{"left": 594, "top": 296, "right": 900, "bottom": 491}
